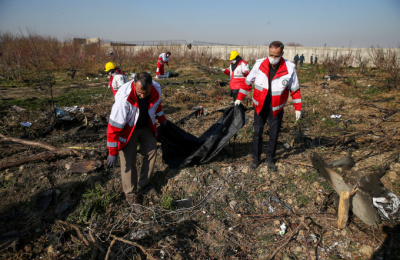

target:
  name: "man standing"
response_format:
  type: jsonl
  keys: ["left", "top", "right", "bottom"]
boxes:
{"left": 234, "top": 41, "right": 302, "bottom": 171}
{"left": 105, "top": 62, "right": 128, "bottom": 96}
{"left": 310, "top": 54, "right": 314, "bottom": 65}
{"left": 223, "top": 50, "right": 250, "bottom": 101}
{"left": 299, "top": 54, "right": 305, "bottom": 67}
{"left": 106, "top": 72, "right": 167, "bottom": 203}
{"left": 315, "top": 55, "right": 318, "bottom": 65}
{"left": 156, "top": 52, "right": 171, "bottom": 78}
{"left": 294, "top": 54, "right": 300, "bottom": 67}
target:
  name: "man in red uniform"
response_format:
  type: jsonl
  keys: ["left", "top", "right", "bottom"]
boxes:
{"left": 223, "top": 50, "right": 250, "bottom": 101}
{"left": 156, "top": 52, "right": 171, "bottom": 78}
{"left": 105, "top": 62, "right": 127, "bottom": 96}
{"left": 235, "top": 41, "right": 302, "bottom": 171}
{"left": 106, "top": 72, "right": 167, "bottom": 203}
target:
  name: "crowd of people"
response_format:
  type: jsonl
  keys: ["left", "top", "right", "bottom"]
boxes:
{"left": 104, "top": 41, "right": 302, "bottom": 205}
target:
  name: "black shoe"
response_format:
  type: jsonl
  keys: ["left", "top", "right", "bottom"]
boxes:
{"left": 249, "top": 160, "right": 259, "bottom": 170}
{"left": 266, "top": 158, "right": 277, "bottom": 172}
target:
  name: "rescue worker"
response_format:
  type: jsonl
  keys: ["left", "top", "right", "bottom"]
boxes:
{"left": 106, "top": 72, "right": 167, "bottom": 203}
{"left": 156, "top": 52, "right": 171, "bottom": 78}
{"left": 223, "top": 50, "right": 250, "bottom": 101}
{"left": 105, "top": 62, "right": 128, "bottom": 96}
{"left": 234, "top": 41, "right": 302, "bottom": 171}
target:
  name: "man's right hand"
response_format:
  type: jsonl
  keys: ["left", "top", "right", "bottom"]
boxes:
{"left": 234, "top": 100, "right": 241, "bottom": 106}
{"left": 106, "top": 155, "right": 117, "bottom": 167}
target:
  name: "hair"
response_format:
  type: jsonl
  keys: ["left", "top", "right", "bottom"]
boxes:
{"left": 166, "top": 52, "right": 171, "bottom": 55}
{"left": 269, "top": 41, "right": 284, "bottom": 52}
{"left": 134, "top": 72, "right": 152, "bottom": 91}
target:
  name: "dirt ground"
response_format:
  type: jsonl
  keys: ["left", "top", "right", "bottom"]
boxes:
{"left": 1, "top": 63, "right": 400, "bottom": 259}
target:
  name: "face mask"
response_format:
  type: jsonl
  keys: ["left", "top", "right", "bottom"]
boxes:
{"left": 231, "top": 60, "right": 237, "bottom": 64}
{"left": 268, "top": 56, "right": 281, "bottom": 65}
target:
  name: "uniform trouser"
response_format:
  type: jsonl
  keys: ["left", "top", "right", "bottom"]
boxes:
{"left": 119, "top": 127, "right": 157, "bottom": 196}
{"left": 230, "top": 89, "right": 239, "bottom": 101}
{"left": 252, "top": 104, "right": 284, "bottom": 162}
{"left": 156, "top": 62, "right": 164, "bottom": 76}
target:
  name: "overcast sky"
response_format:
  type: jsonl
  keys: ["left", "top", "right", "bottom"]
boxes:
{"left": 1, "top": 0, "right": 399, "bottom": 48}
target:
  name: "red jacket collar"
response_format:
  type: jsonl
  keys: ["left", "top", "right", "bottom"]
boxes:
{"left": 259, "top": 57, "right": 288, "bottom": 80}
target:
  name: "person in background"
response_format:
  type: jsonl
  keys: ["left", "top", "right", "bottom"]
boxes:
{"left": 106, "top": 72, "right": 167, "bottom": 203}
{"left": 105, "top": 62, "right": 127, "bottom": 96}
{"left": 299, "top": 54, "right": 305, "bottom": 67}
{"left": 315, "top": 55, "right": 318, "bottom": 65}
{"left": 294, "top": 54, "right": 300, "bottom": 67}
{"left": 310, "top": 54, "right": 314, "bottom": 65}
{"left": 223, "top": 50, "right": 250, "bottom": 101}
{"left": 156, "top": 52, "right": 171, "bottom": 78}
{"left": 234, "top": 41, "right": 302, "bottom": 171}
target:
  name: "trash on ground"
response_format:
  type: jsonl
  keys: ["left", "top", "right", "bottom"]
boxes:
{"left": 66, "top": 160, "right": 102, "bottom": 174}
{"left": 63, "top": 106, "right": 87, "bottom": 113}
{"left": 175, "top": 198, "right": 193, "bottom": 209}
{"left": 279, "top": 223, "right": 287, "bottom": 236}
{"left": 12, "top": 105, "right": 26, "bottom": 112}
{"left": 20, "top": 122, "right": 31, "bottom": 127}
{"left": 330, "top": 114, "right": 342, "bottom": 119}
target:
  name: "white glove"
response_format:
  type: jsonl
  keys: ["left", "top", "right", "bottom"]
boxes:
{"left": 234, "top": 100, "right": 241, "bottom": 106}
{"left": 295, "top": 111, "right": 301, "bottom": 121}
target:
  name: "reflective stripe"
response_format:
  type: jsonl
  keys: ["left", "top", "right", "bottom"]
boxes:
{"left": 127, "top": 120, "right": 134, "bottom": 127}
{"left": 109, "top": 118, "right": 124, "bottom": 129}
{"left": 233, "top": 75, "right": 245, "bottom": 78}
{"left": 271, "top": 91, "right": 283, "bottom": 96}
{"left": 272, "top": 102, "right": 286, "bottom": 111}
{"left": 119, "top": 136, "right": 127, "bottom": 143}
{"left": 252, "top": 97, "right": 259, "bottom": 106}
{"left": 292, "top": 98, "right": 301, "bottom": 103}
{"left": 107, "top": 141, "right": 118, "bottom": 147}
{"left": 239, "top": 89, "right": 249, "bottom": 95}
{"left": 246, "top": 79, "right": 253, "bottom": 85}
{"left": 156, "top": 111, "right": 164, "bottom": 117}
{"left": 255, "top": 84, "right": 264, "bottom": 92}
{"left": 291, "top": 85, "right": 300, "bottom": 91}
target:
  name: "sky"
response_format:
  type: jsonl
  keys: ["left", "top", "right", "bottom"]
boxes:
{"left": 1, "top": 0, "right": 400, "bottom": 48}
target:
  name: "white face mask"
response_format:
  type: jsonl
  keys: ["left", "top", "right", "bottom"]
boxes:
{"left": 268, "top": 56, "right": 280, "bottom": 65}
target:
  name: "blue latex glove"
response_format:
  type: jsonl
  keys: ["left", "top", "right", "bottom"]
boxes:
{"left": 106, "top": 155, "right": 117, "bottom": 167}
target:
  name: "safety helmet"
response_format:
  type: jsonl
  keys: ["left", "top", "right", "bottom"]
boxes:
{"left": 105, "top": 62, "right": 116, "bottom": 72}
{"left": 229, "top": 50, "right": 239, "bottom": 60}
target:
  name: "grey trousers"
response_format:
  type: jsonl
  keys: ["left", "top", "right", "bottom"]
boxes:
{"left": 119, "top": 127, "right": 157, "bottom": 196}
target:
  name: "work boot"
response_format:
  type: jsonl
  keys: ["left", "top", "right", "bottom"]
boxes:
{"left": 266, "top": 158, "right": 277, "bottom": 172}
{"left": 249, "top": 160, "right": 260, "bottom": 170}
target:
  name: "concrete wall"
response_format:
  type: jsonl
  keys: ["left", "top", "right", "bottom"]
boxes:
{"left": 101, "top": 43, "right": 400, "bottom": 67}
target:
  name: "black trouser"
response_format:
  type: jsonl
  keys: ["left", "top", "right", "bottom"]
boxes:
{"left": 252, "top": 100, "right": 284, "bottom": 162}
{"left": 230, "top": 89, "right": 239, "bottom": 101}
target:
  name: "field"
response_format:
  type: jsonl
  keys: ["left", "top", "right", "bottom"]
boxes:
{"left": 1, "top": 55, "right": 400, "bottom": 259}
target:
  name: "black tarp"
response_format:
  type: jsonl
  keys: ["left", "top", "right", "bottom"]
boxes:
{"left": 158, "top": 105, "right": 248, "bottom": 168}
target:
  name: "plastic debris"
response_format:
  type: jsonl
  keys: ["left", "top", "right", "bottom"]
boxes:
{"left": 175, "top": 198, "right": 193, "bottom": 209}
{"left": 63, "top": 106, "right": 87, "bottom": 113}
{"left": 54, "top": 105, "right": 68, "bottom": 117}
{"left": 12, "top": 105, "right": 26, "bottom": 112}
{"left": 373, "top": 189, "right": 400, "bottom": 220}
{"left": 279, "top": 223, "right": 287, "bottom": 236}
{"left": 330, "top": 114, "right": 342, "bottom": 119}
{"left": 20, "top": 122, "right": 31, "bottom": 127}
{"left": 130, "top": 229, "right": 149, "bottom": 240}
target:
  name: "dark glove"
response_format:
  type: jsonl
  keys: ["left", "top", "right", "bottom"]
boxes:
{"left": 106, "top": 155, "right": 117, "bottom": 167}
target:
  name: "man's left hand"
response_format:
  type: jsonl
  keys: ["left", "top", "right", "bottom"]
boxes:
{"left": 295, "top": 111, "right": 302, "bottom": 121}
{"left": 160, "top": 120, "right": 167, "bottom": 127}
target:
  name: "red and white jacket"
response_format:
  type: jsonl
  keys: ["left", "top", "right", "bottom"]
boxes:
{"left": 237, "top": 57, "right": 301, "bottom": 117}
{"left": 223, "top": 60, "right": 250, "bottom": 90}
{"left": 158, "top": 53, "right": 169, "bottom": 66}
{"left": 107, "top": 79, "right": 166, "bottom": 156}
{"left": 108, "top": 69, "right": 127, "bottom": 96}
